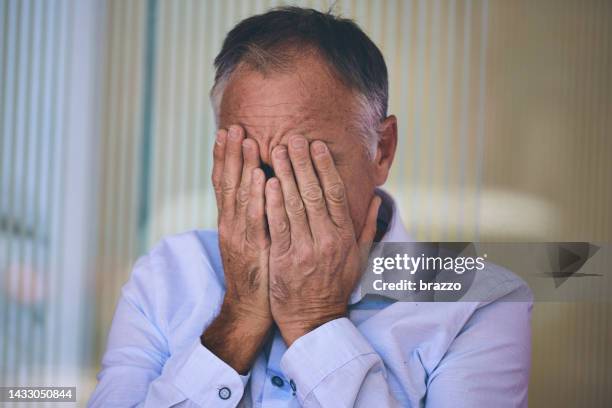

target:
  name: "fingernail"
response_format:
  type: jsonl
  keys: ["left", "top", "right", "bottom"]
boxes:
{"left": 312, "top": 141, "right": 327, "bottom": 155}
{"left": 268, "top": 177, "right": 280, "bottom": 190}
{"left": 290, "top": 136, "right": 306, "bottom": 149}
{"left": 242, "top": 139, "right": 252, "bottom": 150}
{"left": 274, "top": 146, "right": 288, "bottom": 159}
{"left": 215, "top": 130, "right": 226, "bottom": 145}
{"left": 229, "top": 126, "right": 241, "bottom": 141}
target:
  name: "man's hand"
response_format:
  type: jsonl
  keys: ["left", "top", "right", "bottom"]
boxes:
{"left": 202, "top": 125, "right": 272, "bottom": 374}
{"left": 266, "top": 136, "right": 381, "bottom": 346}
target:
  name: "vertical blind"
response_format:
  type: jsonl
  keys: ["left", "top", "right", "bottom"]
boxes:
{"left": 0, "top": 0, "right": 72, "bottom": 387}
{"left": 1, "top": 0, "right": 102, "bottom": 400}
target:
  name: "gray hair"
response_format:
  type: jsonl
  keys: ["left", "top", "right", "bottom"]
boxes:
{"left": 210, "top": 7, "right": 389, "bottom": 159}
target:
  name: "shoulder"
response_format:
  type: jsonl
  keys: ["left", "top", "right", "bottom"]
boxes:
{"left": 424, "top": 265, "right": 532, "bottom": 405}
{"left": 146, "top": 229, "right": 222, "bottom": 279}
{"left": 121, "top": 230, "right": 225, "bottom": 331}
{"left": 467, "top": 261, "right": 533, "bottom": 307}
{"left": 451, "top": 262, "right": 533, "bottom": 338}
{"left": 444, "top": 263, "right": 533, "bottom": 364}
{"left": 419, "top": 261, "right": 533, "bottom": 327}
{"left": 421, "top": 263, "right": 533, "bottom": 363}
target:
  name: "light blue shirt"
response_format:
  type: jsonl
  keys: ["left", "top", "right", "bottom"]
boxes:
{"left": 90, "top": 191, "right": 532, "bottom": 407}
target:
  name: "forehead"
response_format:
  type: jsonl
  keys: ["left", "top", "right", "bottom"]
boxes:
{"left": 218, "top": 55, "right": 358, "bottom": 150}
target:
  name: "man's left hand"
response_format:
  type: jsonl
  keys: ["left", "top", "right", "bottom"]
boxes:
{"left": 265, "top": 136, "right": 381, "bottom": 346}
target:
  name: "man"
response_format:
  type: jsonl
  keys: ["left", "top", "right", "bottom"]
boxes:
{"left": 90, "top": 7, "right": 532, "bottom": 407}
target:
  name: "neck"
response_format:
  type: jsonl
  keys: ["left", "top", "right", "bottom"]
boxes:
{"left": 374, "top": 191, "right": 393, "bottom": 242}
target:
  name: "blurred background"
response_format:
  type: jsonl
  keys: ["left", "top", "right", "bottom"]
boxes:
{"left": 0, "top": 0, "right": 611, "bottom": 406}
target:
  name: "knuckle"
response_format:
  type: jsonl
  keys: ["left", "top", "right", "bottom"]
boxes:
{"left": 246, "top": 212, "right": 258, "bottom": 229}
{"left": 326, "top": 182, "right": 346, "bottom": 203}
{"left": 322, "top": 154, "right": 333, "bottom": 167}
{"left": 299, "top": 245, "right": 314, "bottom": 261}
{"left": 213, "top": 144, "right": 224, "bottom": 159}
{"left": 319, "top": 235, "right": 336, "bottom": 250}
{"left": 237, "top": 186, "right": 250, "bottom": 205}
{"left": 211, "top": 173, "right": 221, "bottom": 188}
{"left": 293, "top": 155, "right": 309, "bottom": 168}
{"left": 246, "top": 202, "right": 259, "bottom": 220}
{"left": 319, "top": 236, "right": 338, "bottom": 254}
{"left": 315, "top": 154, "right": 332, "bottom": 170}
{"left": 244, "top": 227, "right": 258, "bottom": 247}
{"left": 271, "top": 239, "right": 291, "bottom": 254}
{"left": 272, "top": 218, "right": 289, "bottom": 235}
{"left": 291, "top": 155, "right": 311, "bottom": 172}
{"left": 221, "top": 179, "right": 236, "bottom": 195}
{"left": 301, "top": 184, "right": 324, "bottom": 203}
{"left": 276, "top": 163, "right": 293, "bottom": 176}
{"left": 286, "top": 194, "right": 305, "bottom": 214}
{"left": 321, "top": 243, "right": 336, "bottom": 258}
{"left": 213, "top": 184, "right": 223, "bottom": 199}
{"left": 227, "top": 142, "right": 241, "bottom": 155}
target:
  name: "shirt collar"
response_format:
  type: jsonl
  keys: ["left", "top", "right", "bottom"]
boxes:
{"left": 348, "top": 188, "right": 412, "bottom": 305}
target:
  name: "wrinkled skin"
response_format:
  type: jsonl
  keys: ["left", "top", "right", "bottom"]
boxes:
{"left": 204, "top": 51, "right": 397, "bottom": 371}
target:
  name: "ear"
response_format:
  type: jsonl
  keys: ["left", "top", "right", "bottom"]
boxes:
{"left": 371, "top": 115, "right": 398, "bottom": 186}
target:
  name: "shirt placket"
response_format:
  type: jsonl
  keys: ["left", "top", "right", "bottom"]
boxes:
{"left": 260, "top": 329, "right": 300, "bottom": 407}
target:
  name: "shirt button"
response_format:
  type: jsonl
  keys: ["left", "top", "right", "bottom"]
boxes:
{"left": 271, "top": 375, "right": 284, "bottom": 387}
{"left": 289, "top": 379, "right": 297, "bottom": 393}
{"left": 218, "top": 387, "right": 231, "bottom": 400}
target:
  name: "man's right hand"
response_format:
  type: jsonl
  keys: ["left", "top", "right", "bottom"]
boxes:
{"left": 202, "top": 125, "right": 272, "bottom": 374}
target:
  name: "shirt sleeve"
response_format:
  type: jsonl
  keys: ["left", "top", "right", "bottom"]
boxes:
{"left": 425, "top": 298, "right": 533, "bottom": 408}
{"left": 280, "top": 317, "right": 403, "bottom": 407}
{"left": 280, "top": 295, "right": 532, "bottom": 407}
{"left": 88, "top": 255, "right": 250, "bottom": 407}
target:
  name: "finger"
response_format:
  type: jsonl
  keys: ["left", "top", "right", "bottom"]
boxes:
{"left": 221, "top": 125, "right": 245, "bottom": 220}
{"left": 287, "top": 136, "right": 331, "bottom": 235}
{"left": 358, "top": 194, "right": 382, "bottom": 246}
{"left": 310, "top": 140, "right": 352, "bottom": 229}
{"left": 271, "top": 145, "right": 312, "bottom": 242}
{"left": 265, "top": 177, "right": 291, "bottom": 253}
{"left": 211, "top": 129, "right": 227, "bottom": 217}
{"left": 236, "top": 138, "right": 261, "bottom": 218}
{"left": 246, "top": 168, "right": 267, "bottom": 246}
